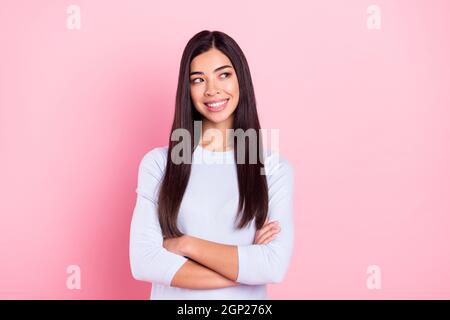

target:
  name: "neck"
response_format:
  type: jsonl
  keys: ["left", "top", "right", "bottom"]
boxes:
{"left": 200, "top": 116, "right": 234, "bottom": 152}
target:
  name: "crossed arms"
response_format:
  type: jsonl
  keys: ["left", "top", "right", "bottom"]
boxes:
{"left": 129, "top": 148, "right": 295, "bottom": 290}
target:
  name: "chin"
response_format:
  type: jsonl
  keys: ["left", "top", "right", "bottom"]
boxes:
{"left": 204, "top": 114, "right": 230, "bottom": 124}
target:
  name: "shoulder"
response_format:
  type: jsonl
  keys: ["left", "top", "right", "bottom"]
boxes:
{"left": 139, "top": 145, "right": 169, "bottom": 173}
{"left": 263, "top": 149, "right": 294, "bottom": 181}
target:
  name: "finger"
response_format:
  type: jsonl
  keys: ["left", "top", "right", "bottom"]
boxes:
{"left": 262, "top": 233, "right": 278, "bottom": 245}
{"left": 257, "top": 230, "right": 278, "bottom": 245}
{"left": 254, "top": 220, "right": 279, "bottom": 243}
{"left": 256, "top": 220, "right": 279, "bottom": 236}
{"left": 257, "top": 220, "right": 279, "bottom": 233}
{"left": 258, "top": 227, "right": 280, "bottom": 244}
{"left": 256, "top": 218, "right": 270, "bottom": 235}
{"left": 255, "top": 222, "right": 280, "bottom": 243}
{"left": 255, "top": 225, "right": 281, "bottom": 244}
{"left": 260, "top": 217, "right": 271, "bottom": 229}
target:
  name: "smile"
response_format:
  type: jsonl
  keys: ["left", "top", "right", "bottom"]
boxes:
{"left": 204, "top": 99, "right": 229, "bottom": 112}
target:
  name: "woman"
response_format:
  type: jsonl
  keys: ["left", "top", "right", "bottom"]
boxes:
{"left": 129, "top": 30, "right": 295, "bottom": 300}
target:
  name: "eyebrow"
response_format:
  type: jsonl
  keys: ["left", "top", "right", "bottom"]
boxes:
{"left": 189, "top": 65, "right": 233, "bottom": 76}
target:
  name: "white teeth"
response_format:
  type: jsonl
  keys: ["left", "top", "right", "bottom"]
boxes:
{"left": 206, "top": 99, "right": 228, "bottom": 108}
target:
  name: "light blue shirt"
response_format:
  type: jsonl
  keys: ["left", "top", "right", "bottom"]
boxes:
{"left": 129, "top": 144, "right": 295, "bottom": 299}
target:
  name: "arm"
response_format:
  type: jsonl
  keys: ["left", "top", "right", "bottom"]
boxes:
{"left": 236, "top": 156, "right": 295, "bottom": 285}
{"left": 180, "top": 236, "right": 239, "bottom": 282}
{"left": 171, "top": 259, "right": 240, "bottom": 289}
{"left": 130, "top": 148, "right": 238, "bottom": 289}
{"left": 178, "top": 155, "right": 295, "bottom": 285}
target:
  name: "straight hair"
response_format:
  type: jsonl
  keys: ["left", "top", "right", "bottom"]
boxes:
{"left": 157, "top": 30, "right": 269, "bottom": 238}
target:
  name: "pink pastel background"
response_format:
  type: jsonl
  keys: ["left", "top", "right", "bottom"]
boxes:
{"left": 1, "top": 0, "right": 449, "bottom": 299}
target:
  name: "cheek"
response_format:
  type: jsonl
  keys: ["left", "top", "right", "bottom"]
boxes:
{"left": 190, "top": 86, "right": 203, "bottom": 104}
{"left": 226, "top": 79, "right": 239, "bottom": 97}
{"left": 225, "top": 80, "right": 239, "bottom": 109}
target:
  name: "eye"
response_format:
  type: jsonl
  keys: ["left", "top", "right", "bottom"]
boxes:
{"left": 220, "top": 72, "right": 231, "bottom": 79}
{"left": 191, "top": 77, "right": 204, "bottom": 84}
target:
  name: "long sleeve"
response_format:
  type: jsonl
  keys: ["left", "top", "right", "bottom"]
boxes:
{"left": 129, "top": 148, "right": 188, "bottom": 286}
{"left": 236, "top": 153, "right": 295, "bottom": 285}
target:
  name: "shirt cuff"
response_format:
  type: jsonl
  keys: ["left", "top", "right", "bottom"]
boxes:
{"left": 163, "top": 254, "right": 189, "bottom": 287}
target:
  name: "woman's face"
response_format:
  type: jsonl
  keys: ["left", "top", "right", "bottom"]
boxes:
{"left": 189, "top": 48, "right": 240, "bottom": 126}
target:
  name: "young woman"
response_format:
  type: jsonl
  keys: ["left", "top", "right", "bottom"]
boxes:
{"left": 129, "top": 30, "right": 295, "bottom": 300}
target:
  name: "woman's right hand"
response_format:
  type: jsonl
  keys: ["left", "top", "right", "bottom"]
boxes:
{"left": 253, "top": 218, "right": 281, "bottom": 245}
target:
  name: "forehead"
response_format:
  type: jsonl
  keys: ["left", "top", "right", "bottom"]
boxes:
{"left": 190, "top": 48, "right": 232, "bottom": 72}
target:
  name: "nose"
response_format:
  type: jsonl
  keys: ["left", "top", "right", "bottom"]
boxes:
{"left": 204, "top": 80, "right": 221, "bottom": 96}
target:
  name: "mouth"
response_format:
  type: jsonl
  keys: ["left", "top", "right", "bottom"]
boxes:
{"left": 204, "top": 98, "right": 229, "bottom": 112}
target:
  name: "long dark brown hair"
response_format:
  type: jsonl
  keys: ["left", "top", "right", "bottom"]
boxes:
{"left": 158, "top": 30, "right": 268, "bottom": 238}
